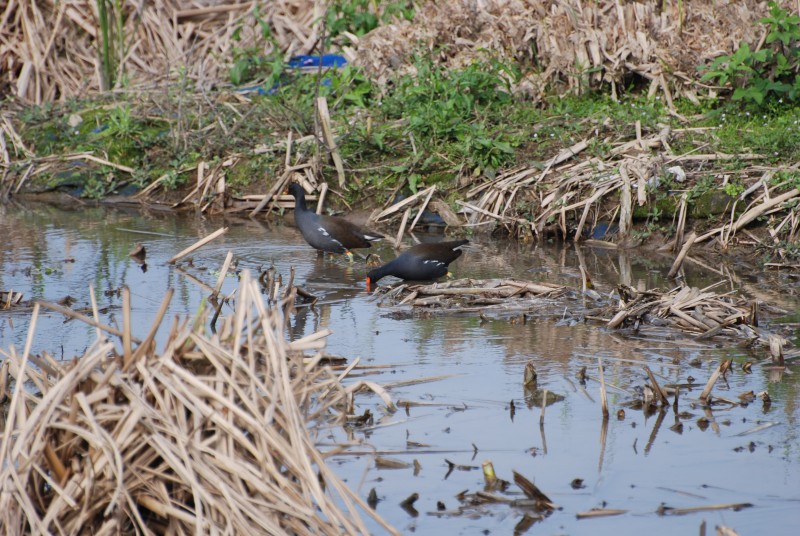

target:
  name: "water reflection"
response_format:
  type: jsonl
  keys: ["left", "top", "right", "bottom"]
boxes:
{"left": 1, "top": 201, "right": 799, "bottom": 535}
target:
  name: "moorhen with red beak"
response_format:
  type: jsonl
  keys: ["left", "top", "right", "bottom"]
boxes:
{"left": 366, "top": 239, "right": 469, "bottom": 287}
{"left": 288, "top": 182, "right": 383, "bottom": 260}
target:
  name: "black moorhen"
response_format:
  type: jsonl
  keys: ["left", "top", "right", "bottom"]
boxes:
{"left": 288, "top": 182, "right": 383, "bottom": 260}
{"left": 366, "top": 239, "right": 469, "bottom": 287}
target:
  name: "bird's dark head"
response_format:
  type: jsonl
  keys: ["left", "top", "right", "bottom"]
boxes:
{"left": 365, "top": 267, "right": 385, "bottom": 290}
{"left": 287, "top": 182, "right": 305, "bottom": 198}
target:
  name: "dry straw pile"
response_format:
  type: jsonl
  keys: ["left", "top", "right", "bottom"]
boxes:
{"left": 0, "top": 272, "right": 394, "bottom": 535}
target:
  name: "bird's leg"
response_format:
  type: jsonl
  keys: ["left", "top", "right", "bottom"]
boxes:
{"left": 345, "top": 250, "right": 355, "bottom": 263}
{"left": 446, "top": 271, "right": 454, "bottom": 279}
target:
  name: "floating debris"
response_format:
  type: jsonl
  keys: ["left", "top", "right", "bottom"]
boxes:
{"left": 372, "top": 278, "right": 566, "bottom": 312}
{"left": 128, "top": 242, "right": 146, "bottom": 261}
{"left": 657, "top": 502, "right": 753, "bottom": 516}
{"left": 524, "top": 361, "right": 537, "bottom": 386}
{"left": 375, "top": 457, "right": 411, "bottom": 470}
{"left": 0, "top": 290, "right": 23, "bottom": 309}
{"left": 605, "top": 282, "right": 789, "bottom": 347}
{"left": 576, "top": 508, "right": 628, "bottom": 519}
{"left": 399, "top": 492, "right": 420, "bottom": 517}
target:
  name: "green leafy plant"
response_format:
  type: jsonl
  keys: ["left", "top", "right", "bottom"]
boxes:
{"left": 699, "top": 1, "right": 800, "bottom": 105}
{"left": 771, "top": 169, "right": 800, "bottom": 191}
{"left": 761, "top": 2, "right": 800, "bottom": 47}
{"left": 326, "top": 0, "right": 415, "bottom": 38}
{"left": 82, "top": 174, "right": 109, "bottom": 200}
{"left": 722, "top": 181, "right": 745, "bottom": 197}
{"left": 96, "top": 104, "right": 140, "bottom": 140}
{"left": 229, "top": 6, "right": 284, "bottom": 86}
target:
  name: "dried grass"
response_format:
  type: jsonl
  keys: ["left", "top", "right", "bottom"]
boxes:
{"left": 355, "top": 0, "right": 785, "bottom": 103}
{"left": 1, "top": 0, "right": 323, "bottom": 103}
{"left": 451, "top": 125, "right": 800, "bottom": 256}
{"left": 1, "top": 0, "right": 791, "bottom": 105}
{"left": 0, "top": 271, "right": 395, "bottom": 535}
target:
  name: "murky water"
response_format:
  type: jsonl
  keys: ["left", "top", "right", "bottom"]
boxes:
{"left": 1, "top": 200, "right": 799, "bottom": 534}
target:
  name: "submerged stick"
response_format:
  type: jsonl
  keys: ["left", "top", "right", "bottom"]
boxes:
{"left": 598, "top": 357, "right": 609, "bottom": 419}
{"left": 212, "top": 251, "right": 234, "bottom": 299}
{"left": 668, "top": 232, "right": 697, "bottom": 278}
{"left": 37, "top": 300, "right": 141, "bottom": 342}
{"left": 699, "top": 363, "right": 724, "bottom": 403}
{"left": 168, "top": 227, "right": 228, "bottom": 264}
{"left": 644, "top": 366, "right": 670, "bottom": 406}
{"left": 540, "top": 389, "right": 547, "bottom": 425}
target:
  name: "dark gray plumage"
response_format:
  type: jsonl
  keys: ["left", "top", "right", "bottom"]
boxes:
{"left": 288, "top": 183, "right": 383, "bottom": 258}
{"left": 366, "top": 239, "right": 469, "bottom": 285}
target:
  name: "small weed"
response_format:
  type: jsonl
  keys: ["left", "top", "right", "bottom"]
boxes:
{"left": 95, "top": 104, "right": 140, "bottom": 140}
{"left": 82, "top": 174, "right": 109, "bottom": 200}
{"left": 771, "top": 169, "right": 800, "bottom": 191}
{"left": 722, "top": 181, "right": 745, "bottom": 197}
{"left": 688, "top": 175, "right": 716, "bottom": 200}
{"left": 161, "top": 168, "right": 186, "bottom": 190}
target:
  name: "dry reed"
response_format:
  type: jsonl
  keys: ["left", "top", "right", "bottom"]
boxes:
{"left": 0, "top": 271, "right": 395, "bottom": 535}
{"left": 356, "top": 0, "right": 781, "bottom": 104}
{"left": 2, "top": 0, "right": 324, "bottom": 103}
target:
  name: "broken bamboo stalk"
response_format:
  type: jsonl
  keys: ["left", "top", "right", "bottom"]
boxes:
{"left": 374, "top": 186, "right": 435, "bottom": 221}
{"left": 212, "top": 251, "right": 234, "bottom": 299}
{"left": 409, "top": 185, "right": 436, "bottom": 231}
{"left": 699, "top": 363, "right": 724, "bottom": 403}
{"left": 168, "top": 227, "right": 229, "bottom": 264}
{"left": 316, "top": 97, "right": 346, "bottom": 187}
{"left": 668, "top": 232, "right": 697, "bottom": 278}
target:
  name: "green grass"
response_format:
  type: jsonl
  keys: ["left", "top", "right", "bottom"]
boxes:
{"left": 704, "top": 103, "right": 800, "bottom": 161}
{"left": 12, "top": 46, "right": 800, "bottom": 208}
